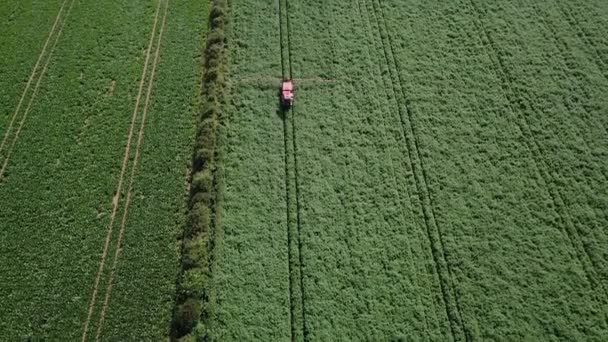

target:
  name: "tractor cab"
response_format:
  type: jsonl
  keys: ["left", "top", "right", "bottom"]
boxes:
{"left": 281, "top": 79, "right": 294, "bottom": 107}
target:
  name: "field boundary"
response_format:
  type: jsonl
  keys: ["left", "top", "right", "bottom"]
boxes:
{"left": 93, "top": 0, "right": 171, "bottom": 339}
{"left": 169, "top": 0, "right": 228, "bottom": 339}
{"left": 466, "top": 0, "right": 608, "bottom": 300}
{"left": 366, "top": 0, "right": 468, "bottom": 340}
{"left": 0, "top": 0, "right": 76, "bottom": 180}
{"left": 81, "top": 1, "right": 164, "bottom": 339}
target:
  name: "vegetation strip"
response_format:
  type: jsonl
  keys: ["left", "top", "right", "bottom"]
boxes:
{"left": 467, "top": 0, "right": 608, "bottom": 299}
{"left": 81, "top": 1, "right": 163, "bottom": 339}
{"left": 93, "top": 1, "right": 171, "bottom": 339}
{"left": 0, "top": 0, "right": 75, "bottom": 179}
{"left": 170, "top": 0, "right": 228, "bottom": 339}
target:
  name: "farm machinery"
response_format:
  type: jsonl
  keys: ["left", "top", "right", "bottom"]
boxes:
{"left": 281, "top": 79, "right": 294, "bottom": 108}
{"left": 233, "top": 76, "right": 335, "bottom": 110}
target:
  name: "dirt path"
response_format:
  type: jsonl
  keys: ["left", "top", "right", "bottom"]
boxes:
{"left": 80, "top": 1, "right": 163, "bottom": 340}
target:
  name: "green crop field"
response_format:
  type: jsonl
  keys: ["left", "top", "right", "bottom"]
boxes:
{"left": 0, "top": 0, "right": 207, "bottom": 339}
{"left": 1, "top": 0, "right": 607, "bottom": 341}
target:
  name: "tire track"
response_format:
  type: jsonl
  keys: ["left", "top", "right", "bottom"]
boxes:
{"left": 550, "top": 2, "right": 608, "bottom": 143}
{"left": 277, "top": 0, "right": 286, "bottom": 78}
{"left": 93, "top": 1, "right": 171, "bottom": 339}
{"left": 353, "top": 0, "right": 439, "bottom": 335}
{"left": 0, "top": 0, "right": 75, "bottom": 179}
{"left": 277, "top": 0, "right": 295, "bottom": 337}
{"left": 285, "top": 8, "right": 309, "bottom": 342}
{"left": 281, "top": 105, "right": 300, "bottom": 342}
{"left": 368, "top": 0, "right": 468, "bottom": 340}
{"left": 530, "top": 2, "right": 608, "bottom": 148}
{"left": 0, "top": 0, "right": 68, "bottom": 153}
{"left": 284, "top": 0, "right": 294, "bottom": 79}
{"left": 529, "top": 1, "right": 608, "bottom": 232}
{"left": 81, "top": 1, "right": 163, "bottom": 339}
{"left": 289, "top": 98, "right": 307, "bottom": 342}
{"left": 554, "top": 1, "right": 608, "bottom": 83}
{"left": 466, "top": 0, "right": 608, "bottom": 299}
{"left": 279, "top": 0, "right": 306, "bottom": 339}
{"left": 354, "top": 0, "right": 440, "bottom": 338}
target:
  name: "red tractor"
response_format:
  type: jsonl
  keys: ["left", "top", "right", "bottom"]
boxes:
{"left": 281, "top": 79, "right": 294, "bottom": 108}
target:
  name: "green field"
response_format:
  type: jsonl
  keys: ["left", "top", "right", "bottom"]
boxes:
{"left": 0, "top": 0, "right": 206, "bottom": 339}
{"left": 1, "top": 0, "right": 608, "bottom": 340}
{"left": 208, "top": 0, "right": 608, "bottom": 340}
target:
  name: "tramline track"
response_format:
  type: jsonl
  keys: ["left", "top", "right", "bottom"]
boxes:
{"left": 278, "top": 0, "right": 307, "bottom": 339}
{"left": 0, "top": 0, "right": 76, "bottom": 180}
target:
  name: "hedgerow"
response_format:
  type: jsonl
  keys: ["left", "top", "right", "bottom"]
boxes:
{"left": 170, "top": 0, "right": 228, "bottom": 340}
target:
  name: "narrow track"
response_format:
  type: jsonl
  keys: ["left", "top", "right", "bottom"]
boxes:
{"left": 0, "top": 0, "right": 75, "bottom": 179}
{"left": 530, "top": 2, "right": 608, "bottom": 148}
{"left": 534, "top": 3, "right": 608, "bottom": 287}
{"left": 278, "top": 0, "right": 307, "bottom": 339}
{"left": 554, "top": 1, "right": 608, "bottom": 83}
{"left": 0, "top": 0, "right": 68, "bottom": 153}
{"left": 94, "top": 1, "right": 171, "bottom": 338}
{"left": 352, "top": 0, "right": 436, "bottom": 334}
{"left": 81, "top": 1, "right": 163, "bottom": 339}
{"left": 529, "top": 0, "right": 608, "bottom": 233}
{"left": 277, "top": 1, "right": 295, "bottom": 339}
{"left": 367, "top": 0, "right": 468, "bottom": 340}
